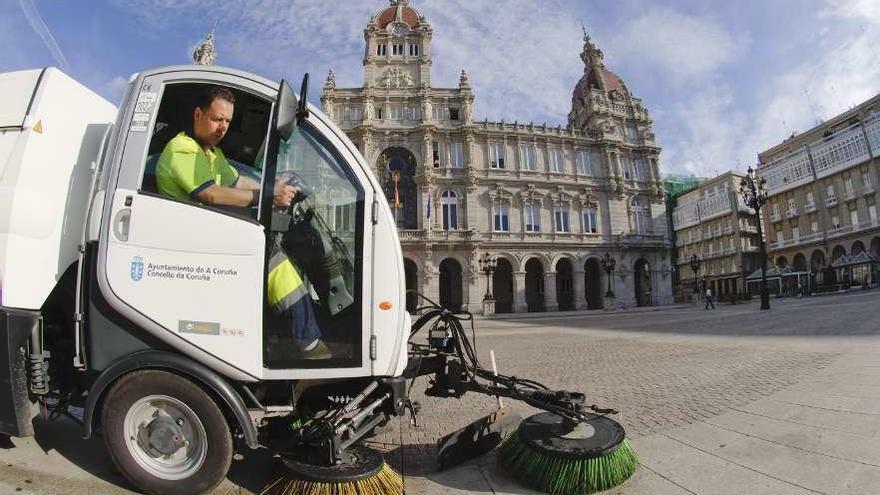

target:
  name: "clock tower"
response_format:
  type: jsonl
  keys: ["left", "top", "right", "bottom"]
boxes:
{"left": 362, "top": 0, "right": 432, "bottom": 89}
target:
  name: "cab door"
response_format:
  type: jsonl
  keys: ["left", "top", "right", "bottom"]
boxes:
{"left": 98, "top": 69, "right": 276, "bottom": 380}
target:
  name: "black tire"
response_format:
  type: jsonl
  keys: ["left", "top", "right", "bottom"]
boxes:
{"left": 101, "top": 370, "right": 233, "bottom": 495}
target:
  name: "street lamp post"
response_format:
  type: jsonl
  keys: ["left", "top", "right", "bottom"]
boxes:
{"left": 601, "top": 253, "right": 616, "bottom": 298}
{"left": 739, "top": 166, "right": 771, "bottom": 310}
{"left": 478, "top": 252, "right": 497, "bottom": 301}
{"left": 689, "top": 254, "right": 701, "bottom": 295}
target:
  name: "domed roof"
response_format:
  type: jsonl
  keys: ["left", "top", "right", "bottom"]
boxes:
{"left": 376, "top": 2, "right": 421, "bottom": 30}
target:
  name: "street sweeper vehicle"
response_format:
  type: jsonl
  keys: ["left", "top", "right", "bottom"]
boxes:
{"left": 0, "top": 65, "right": 636, "bottom": 495}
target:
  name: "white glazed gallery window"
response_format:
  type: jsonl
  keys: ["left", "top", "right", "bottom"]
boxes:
{"left": 450, "top": 141, "right": 464, "bottom": 168}
{"left": 582, "top": 207, "right": 597, "bottom": 233}
{"left": 519, "top": 144, "right": 536, "bottom": 171}
{"left": 524, "top": 202, "right": 540, "bottom": 232}
{"left": 549, "top": 148, "right": 564, "bottom": 173}
{"left": 489, "top": 142, "right": 505, "bottom": 169}
{"left": 494, "top": 203, "right": 510, "bottom": 231}
{"left": 554, "top": 207, "right": 570, "bottom": 233}
{"left": 576, "top": 150, "right": 592, "bottom": 175}
{"left": 409, "top": 43, "right": 419, "bottom": 56}
{"left": 441, "top": 190, "right": 458, "bottom": 230}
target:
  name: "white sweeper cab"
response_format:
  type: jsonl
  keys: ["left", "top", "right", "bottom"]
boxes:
{"left": 0, "top": 65, "right": 411, "bottom": 492}
{"left": 0, "top": 66, "right": 633, "bottom": 495}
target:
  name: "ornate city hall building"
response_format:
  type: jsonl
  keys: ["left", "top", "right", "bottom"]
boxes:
{"left": 321, "top": 0, "right": 673, "bottom": 313}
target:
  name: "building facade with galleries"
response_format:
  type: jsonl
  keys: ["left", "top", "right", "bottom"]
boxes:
{"left": 757, "top": 93, "right": 880, "bottom": 291}
{"left": 672, "top": 172, "right": 763, "bottom": 300}
{"left": 321, "top": 0, "right": 673, "bottom": 313}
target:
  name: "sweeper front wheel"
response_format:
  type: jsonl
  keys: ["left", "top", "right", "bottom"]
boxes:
{"left": 101, "top": 370, "right": 233, "bottom": 495}
{"left": 499, "top": 412, "right": 637, "bottom": 495}
{"left": 261, "top": 446, "right": 402, "bottom": 495}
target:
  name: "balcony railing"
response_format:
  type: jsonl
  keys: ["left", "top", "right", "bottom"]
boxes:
{"left": 786, "top": 209, "right": 798, "bottom": 219}
{"left": 826, "top": 196, "right": 838, "bottom": 207}
{"left": 740, "top": 225, "right": 759, "bottom": 234}
{"left": 770, "top": 212, "right": 782, "bottom": 222}
{"left": 827, "top": 224, "right": 853, "bottom": 238}
{"left": 804, "top": 202, "right": 817, "bottom": 213}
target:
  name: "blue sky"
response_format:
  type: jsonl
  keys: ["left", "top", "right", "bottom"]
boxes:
{"left": 3, "top": 0, "right": 880, "bottom": 178}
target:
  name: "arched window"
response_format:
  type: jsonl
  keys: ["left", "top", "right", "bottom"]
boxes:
{"left": 441, "top": 190, "right": 458, "bottom": 230}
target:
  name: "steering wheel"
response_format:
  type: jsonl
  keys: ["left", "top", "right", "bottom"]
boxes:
{"left": 282, "top": 171, "right": 313, "bottom": 215}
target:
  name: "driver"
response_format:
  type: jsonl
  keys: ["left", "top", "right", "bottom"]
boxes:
{"left": 155, "top": 85, "right": 330, "bottom": 360}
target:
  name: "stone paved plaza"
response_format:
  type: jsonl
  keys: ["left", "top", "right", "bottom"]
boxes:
{"left": 2, "top": 289, "right": 879, "bottom": 494}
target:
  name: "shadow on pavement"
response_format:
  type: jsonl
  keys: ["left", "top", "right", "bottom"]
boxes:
{"left": 31, "top": 416, "right": 135, "bottom": 491}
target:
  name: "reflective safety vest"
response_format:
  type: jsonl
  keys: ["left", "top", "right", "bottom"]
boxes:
{"left": 267, "top": 242, "right": 308, "bottom": 313}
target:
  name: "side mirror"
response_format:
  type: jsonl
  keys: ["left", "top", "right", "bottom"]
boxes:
{"left": 297, "top": 73, "right": 310, "bottom": 120}
{"left": 275, "top": 79, "right": 298, "bottom": 141}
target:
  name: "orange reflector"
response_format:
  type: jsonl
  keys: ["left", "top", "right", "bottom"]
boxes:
{"left": 379, "top": 301, "right": 392, "bottom": 311}
{"left": 33, "top": 120, "right": 43, "bottom": 134}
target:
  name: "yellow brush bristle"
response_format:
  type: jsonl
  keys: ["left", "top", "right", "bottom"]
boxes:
{"left": 260, "top": 462, "right": 402, "bottom": 495}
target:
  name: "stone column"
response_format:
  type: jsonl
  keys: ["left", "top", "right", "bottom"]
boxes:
{"left": 573, "top": 269, "right": 587, "bottom": 310}
{"left": 544, "top": 270, "right": 558, "bottom": 312}
{"left": 514, "top": 270, "right": 528, "bottom": 313}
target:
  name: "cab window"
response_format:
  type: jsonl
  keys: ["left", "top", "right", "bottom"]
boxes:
{"left": 263, "top": 122, "right": 364, "bottom": 368}
{"left": 140, "top": 83, "right": 270, "bottom": 217}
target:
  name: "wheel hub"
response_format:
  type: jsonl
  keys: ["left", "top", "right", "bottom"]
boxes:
{"left": 144, "top": 416, "right": 187, "bottom": 456}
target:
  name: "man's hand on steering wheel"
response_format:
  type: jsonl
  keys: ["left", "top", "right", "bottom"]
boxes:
{"left": 273, "top": 179, "right": 298, "bottom": 208}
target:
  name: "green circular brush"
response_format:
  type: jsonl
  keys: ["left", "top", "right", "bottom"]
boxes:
{"left": 259, "top": 446, "right": 402, "bottom": 495}
{"left": 499, "top": 412, "right": 636, "bottom": 495}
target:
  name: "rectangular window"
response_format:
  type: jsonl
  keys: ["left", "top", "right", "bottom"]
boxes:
{"left": 869, "top": 204, "right": 878, "bottom": 222}
{"left": 583, "top": 207, "right": 597, "bottom": 233}
{"left": 850, "top": 208, "right": 859, "bottom": 226}
{"left": 576, "top": 150, "right": 592, "bottom": 175}
{"left": 449, "top": 108, "right": 460, "bottom": 121}
{"left": 811, "top": 219, "right": 819, "bottom": 233}
{"left": 442, "top": 203, "right": 457, "bottom": 230}
{"left": 826, "top": 184, "right": 837, "bottom": 204}
{"left": 787, "top": 197, "right": 797, "bottom": 216}
{"left": 520, "top": 144, "right": 536, "bottom": 171}
{"left": 805, "top": 191, "right": 815, "bottom": 209}
{"left": 494, "top": 203, "right": 509, "bottom": 231}
{"left": 489, "top": 142, "right": 505, "bottom": 168}
{"left": 845, "top": 176, "right": 855, "bottom": 197}
{"left": 621, "top": 156, "right": 632, "bottom": 180}
{"left": 776, "top": 229, "right": 784, "bottom": 242}
{"left": 831, "top": 215, "right": 840, "bottom": 229}
{"left": 377, "top": 44, "right": 387, "bottom": 56}
{"left": 403, "top": 106, "right": 420, "bottom": 121}
{"left": 409, "top": 43, "right": 419, "bottom": 57}
{"left": 863, "top": 171, "right": 873, "bottom": 190}
{"left": 791, "top": 226, "right": 799, "bottom": 240}
{"left": 390, "top": 105, "right": 404, "bottom": 120}
{"left": 554, "top": 207, "right": 570, "bottom": 233}
{"left": 771, "top": 202, "right": 780, "bottom": 218}
{"left": 634, "top": 157, "right": 646, "bottom": 181}
{"left": 550, "top": 148, "right": 564, "bottom": 173}
{"left": 375, "top": 107, "right": 383, "bottom": 120}
{"left": 524, "top": 202, "right": 540, "bottom": 232}
{"left": 450, "top": 141, "right": 464, "bottom": 168}
{"left": 625, "top": 123, "right": 638, "bottom": 140}
{"left": 432, "top": 107, "right": 447, "bottom": 121}
{"left": 432, "top": 141, "right": 441, "bottom": 167}
{"left": 392, "top": 44, "right": 404, "bottom": 56}
{"left": 334, "top": 203, "right": 353, "bottom": 231}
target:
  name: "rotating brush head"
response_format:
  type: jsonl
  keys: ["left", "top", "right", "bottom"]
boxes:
{"left": 260, "top": 446, "right": 402, "bottom": 495}
{"left": 499, "top": 412, "right": 637, "bottom": 495}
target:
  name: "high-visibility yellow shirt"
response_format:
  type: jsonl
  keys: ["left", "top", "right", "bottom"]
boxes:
{"left": 156, "top": 132, "right": 239, "bottom": 201}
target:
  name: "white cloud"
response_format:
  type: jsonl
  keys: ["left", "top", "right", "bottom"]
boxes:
{"left": 18, "top": 0, "right": 70, "bottom": 72}
{"left": 613, "top": 8, "right": 746, "bottom": 83}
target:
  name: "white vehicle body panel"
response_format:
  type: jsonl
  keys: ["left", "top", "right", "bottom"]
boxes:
{"left": 0, "top": 68, "right": 116, "bottom": 309}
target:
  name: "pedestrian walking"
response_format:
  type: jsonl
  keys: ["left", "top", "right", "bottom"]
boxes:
{"left": 705, "top": 287, "right": 715, "bottom": 310}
